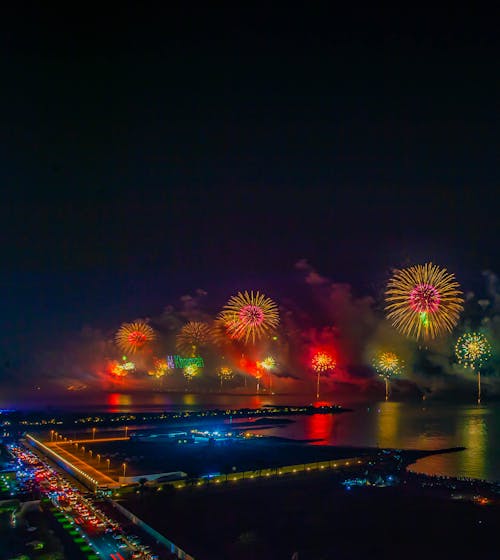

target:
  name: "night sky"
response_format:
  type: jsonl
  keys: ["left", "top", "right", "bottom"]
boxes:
{"left": 1, "top": 7, "right": 498, "bottom": 386}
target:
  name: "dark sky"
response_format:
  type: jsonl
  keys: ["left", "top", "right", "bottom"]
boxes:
{"left": 1, "top": 7, "right": 498, "bottom": 376}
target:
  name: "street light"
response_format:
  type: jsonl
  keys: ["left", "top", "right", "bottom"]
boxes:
{"left": 124, "top": 426, "right": 128, "bottom": 437}
{"left": 97, "top": 454, "right": 101, "bottom": 464}
{"left": 106, "top": 459, "right": 110, "bottom": 472}
{"left": 50, "top": 430, "right": 54, "bottom": 442}
{"left": 122, "top": 463, "right": 127, "bottom": 477}
{"left": 92, "top": 427, "right": 96, "bottom": 440}
{"left": 89, "top": 450, "right": 93, "bottom": 458}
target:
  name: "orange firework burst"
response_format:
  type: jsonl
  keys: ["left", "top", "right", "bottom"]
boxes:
{"left": 385, "top": 263, "right": 463, "bottom": 341}
{"left": 311, "top": 351, "right": 335, "bottom": 399}
{"left": 311, "top": 352, "right": 336, "bottom": 373}
{"left": 115, "top": 321, "right": 156, "bottom": 354}
{"left": 219, "top": 291, "right": 279, "bottom": 344}
{"left": 176, "top": 321, "right": 211, "bottom": 355}
{"left": 147, "top": 358, "right": 171, "bottom": 379}
{"left": 108, "top": 359, "right": 135, "bottom": 377}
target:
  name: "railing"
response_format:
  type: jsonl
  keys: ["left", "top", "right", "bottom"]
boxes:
{"left": 169, "top": 456, "right": 364, "bottom": 488}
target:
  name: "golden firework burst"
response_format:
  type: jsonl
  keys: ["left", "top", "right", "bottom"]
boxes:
{"left": 385, "top": 263, "right": 463, "bottom": 340}
{"left": 176, "top": 321, "right": 211, "bottom": 355}
{"left": 260, "top": 356, "right": 276, "bottom": 371}
{"left": 455, "top": 333, "right": 491, "bottom": 370}
{"left": 219, "top": 291, "right": 279, "bottom": 344}
{"left": 115, "top": 321, "right": 156, "bottom": 354}
{"left": 372, "top": 351, "right": 404, "bottom": 379}
{"left": 183, "top": 364, "right": 199, "bottom": 381}
{"left": 217, "top": 366, "right": 233, "bottom": 381}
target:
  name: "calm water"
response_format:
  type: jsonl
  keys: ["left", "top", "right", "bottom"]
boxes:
{"left": 5, "top": 391, "right": 500, "bottom": 482}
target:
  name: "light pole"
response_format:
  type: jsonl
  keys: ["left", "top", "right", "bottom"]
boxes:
{"left": 92, "top": 427, "right": 96, "bottom": 440}
{"left": 124, "top": 426, "right": 128, "bottom": 437}
{"left": 97, "top": 454, "right": 101, "bottom": 465}
{"left": 122, "top": 463, "right": 127, "bottom": 478}
{"left": 89, "top": 450, "right": 93, "bottom": 458}
{"left": 50, "top": 430, "right": 54, "bottom": 442}
{"left": 106, "top": 459, "right": 110, "bottom": 472}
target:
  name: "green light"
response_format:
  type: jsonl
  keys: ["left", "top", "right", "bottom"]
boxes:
{"left": 272, "top": 336, "right": 278, "bottom": 341}
{"left": 419, "top": 312, "right": 429, "bottom": 327}
{"left": 122, "top": 355, "right": 127, "bottom": 361}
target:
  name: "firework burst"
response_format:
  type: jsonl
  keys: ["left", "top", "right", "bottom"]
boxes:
{"left": 108, "top": 358, "right": 135, "bottom": 377}
{"left": 385, "top": 263, "right": 463, "bottom": 341}
{"left": 259, "top": 356, "right": 276, "bottom": 393}
{"left": 183, "top": 364, "right": 199, "bottom": 382}
{"left": 373, "top": 351, "right": 404, "bottom": 400}
{"left": 455, "top": 333, "right": 491, "bottom": 370}
{"left": 260, "top": 356, "right": 276, "bottom": 371}
{"left": 176, "top": 322, "right": 211, "bottom": 355}
{"left": 311, "top": 352, "right": 336, "bottom": 373}
{"left": 115, "top": 321, "right": 156, "bottom": 354}
{"left": 373, "top": 351, "right": 404, "bottom": 379}
{"left": 311, "top": 352, "right": 336, "bottom": 399}
{"left": 219, "top": 291, "right": 279, "bottom": 344}
{"left": 217, "top": 366, "right": 233, "bottom": 390}
{"left": 147, "top": 358, "right": 171, "bottom": 380}
{"left": 455, "top": 332, "right": 492, "bottom": 403}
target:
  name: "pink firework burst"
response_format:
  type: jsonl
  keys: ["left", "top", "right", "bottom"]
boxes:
{"left": 409, "top": 283, "right": 441, "bottom": 313}
{"left": 238, "top": 305, "right": 265, "bottom": 326}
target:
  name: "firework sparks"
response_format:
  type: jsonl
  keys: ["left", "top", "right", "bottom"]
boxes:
{"left": 115, "top": 321, "right": 156, "bottom": 354}
{"left": 176, "top": 321, "right": 211, "bottom": 355}
{"left": 373, "top": 351, "right": 404, "bottom": 400}
{"left": 456, "top": 332, "right": 492, "bottom": 403}
{"left": 219, "top": 291, "right": 279, "bottom": 344}
{"left": 385, "top": 263, "right": 463, "bottom": 340}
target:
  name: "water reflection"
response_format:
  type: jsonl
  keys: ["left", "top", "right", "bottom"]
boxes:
{"left": 7, "top": 389, "right": 500, "bottom": 481}
{"left": 106, "top": 393, "right": 132, "bottom": 412}
{"left": 376, "top": 402, "right": 401, "bottom": 447}
{"left": 305, "top": 414, "right": 335, "bottom": 443}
